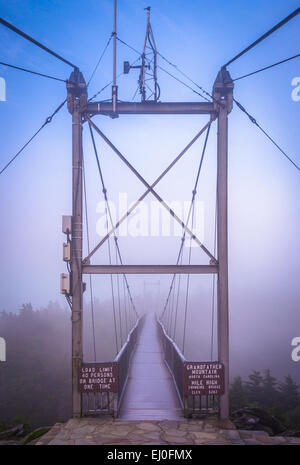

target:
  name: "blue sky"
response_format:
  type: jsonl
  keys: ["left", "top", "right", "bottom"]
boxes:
{"left": 0, "top": 0, "right": 300, "bottom": 375}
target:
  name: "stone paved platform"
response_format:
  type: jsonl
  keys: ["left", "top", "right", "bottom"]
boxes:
{"left": 34, "top": 417, "right": 300, "bottom": 445}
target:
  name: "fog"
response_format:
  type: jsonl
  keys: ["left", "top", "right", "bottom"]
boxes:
{"left": 82, "top": 273, "right": 300, "bottom": 384}
{"left": 0, "top": 0, "right": 300, "bottom": 427}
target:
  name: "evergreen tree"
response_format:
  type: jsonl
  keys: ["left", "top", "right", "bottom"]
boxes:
{"left": 230, "top": 376, "right": 248, "bottom": 411}
{"left": 245, "top": 370, "right": 264, "bottom": 406}
{"left": 279, "top": 375, "right": 300, "bottom": 410}
{"left": 261, "top": 369, "right": 278, "bottom": 407}
{"left": 0, "top": 299, "right": 122, "bottom": 430}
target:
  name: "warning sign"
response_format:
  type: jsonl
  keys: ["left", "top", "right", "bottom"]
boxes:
{"left": 78, "top": 363, "right": 118, "bottom": 393}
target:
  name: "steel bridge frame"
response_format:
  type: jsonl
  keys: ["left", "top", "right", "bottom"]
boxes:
{"left": 66, "top": 67, "right": 233, "bottom": 420}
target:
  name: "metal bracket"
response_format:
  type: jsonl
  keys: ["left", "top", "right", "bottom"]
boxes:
{"left": 212, "top": 68, "right": 234, "bottom": 113}
{"left": 66, "top": 69, "right": 87, "bottom": 114}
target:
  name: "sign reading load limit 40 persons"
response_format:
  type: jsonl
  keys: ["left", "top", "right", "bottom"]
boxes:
{"left": 78, "top": 363, "right": 118, "bottom": 393}
{"left": 183, "top": 362, "right": 225, "bottom": 396}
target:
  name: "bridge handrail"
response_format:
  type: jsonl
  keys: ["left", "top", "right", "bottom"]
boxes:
{"left": 157, "top": 318, "right": 185, "bottom": 363}
{"left": 81, "top": 314, "right": 144, "bottom": 418}
{"left": 157, "top": 318, "right": 185, "bottom": 406}
{"left": 114, "top": 316, "right": 142, "bottom": 363}
{"left": 157, "top": 318, "right": 220, "bottom": 417}
{"left": 113, "top": 314, "right": 145, "bottom": 416}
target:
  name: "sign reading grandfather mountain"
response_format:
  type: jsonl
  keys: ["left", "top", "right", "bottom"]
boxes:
{"left": 78, "top": 363, "right": 118, "bottom": 393}
{"left": 183, "top": 362, "right": 225, "bottom": 396}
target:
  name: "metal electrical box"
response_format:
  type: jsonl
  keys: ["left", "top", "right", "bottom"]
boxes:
{"left": 62, "top": 215, "right": 72, "bottom": 234}
{"left": 123, "top": 61, "right": 130, "bottom": 74}
{"left": 63, "top": 242, "right": 71, "bottom": 261}
{"left": 60, "top": 273, "right": 70, "bottom": 294}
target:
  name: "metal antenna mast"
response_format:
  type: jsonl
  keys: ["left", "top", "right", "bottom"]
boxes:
{"left": 112, "top": 0, "right": 118, "bottom": 114}
{"left": 140, "top": 7, "right": 159, "bottom": 101}
{"left": 123, "top": 7, "right": 160, "bottom": 102}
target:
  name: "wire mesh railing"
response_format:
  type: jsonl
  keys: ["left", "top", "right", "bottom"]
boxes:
{"left": 157, "top": 319, "right": 221, "bottom": 417}
{"left": 81, "top": 315, "right": 144, "bottom": 417}
{"left": 114, "top": 314, "right": 145, "bottom": 411}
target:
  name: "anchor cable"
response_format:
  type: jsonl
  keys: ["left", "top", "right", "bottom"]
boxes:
{"left": 234, "top": 98, "right": 300, "bottom": 172}
{"left": 222, "top": 7, "right": 300, "bottom": 69}
{"left": 0, "top": 61, "right": 66, "bottom": 82}
{"left": 232, "top": 52, "right": 300, "bottom": 82}
{"left": 0, "top": 99, "right": 66, "bottom": 175}
{"left": 0, "top": 17, "right": 78, "bottom": 69}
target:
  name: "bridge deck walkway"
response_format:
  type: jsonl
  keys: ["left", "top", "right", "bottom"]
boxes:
{"left": 119, "top": 312, "right": 183, "bottom": 420}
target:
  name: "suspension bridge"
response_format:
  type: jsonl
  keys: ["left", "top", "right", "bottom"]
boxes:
{"left": 1, "top": 4, "right": 300, "bottom": 425}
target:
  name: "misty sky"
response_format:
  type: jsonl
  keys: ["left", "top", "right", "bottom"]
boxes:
{"left": 0, "top": 0, "right": 300, "bottom": 379}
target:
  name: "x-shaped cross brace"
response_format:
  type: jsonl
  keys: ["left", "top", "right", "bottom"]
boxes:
{"left": 83, "top": 116, "right": 217, "bottom": 264}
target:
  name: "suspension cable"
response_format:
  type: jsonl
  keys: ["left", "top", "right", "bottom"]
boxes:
{"left": 122, "top": 276, "right": 128, "bottom": 336}
{"left": 168, "top": 275, "right": 176, "bottom": 335}
{"left": 167, "top": 276, "right": 176, "bottom": 335}
{"left": 88, "top": 123, "right": 138, "bottom": 333}
{"left": 88, "top": 123, "right": 119, "bottom": 353}
{"left": 161, "top": 217, "right": 197, "bottom": 324}
{"left": 234, "top": 98, "right": 300, "bottom": 172}
{"left": 160, "top": 238, "right": 185, "bottom": 322}
{"left": 232, "top": 52, "right": 300, "bottom": 82}
{"left": 165, "top": 288, "right": 172, "bottom": 331}
{"left": 182, "top": 202, "right": 195, "bottom": 354}
{"left": 115, "top": 244, "right": 123, "bottom": 347}
{"left": 0, "top": 61, "right": 66, "bottom": 82}
{"left": 0, "top": 17, "right": 78, "bottom": 69}
{"left": 82, "top": 155, "right": 97, "bottom": 361}
{"left": 222, "top": 8, "right": 300, "bottom": 69}
{"left": 126, "top": 291, "right": 131, "bottom": 330}
{"left": 161, "top": 125, "right": 211, "bottom": 321}
{"left": 0, "top": 99, "right": 66, "bottom": 175}
{"left": 173, "top": 244, "right": 184, "bottom": 341}
{"left": 107, "top": 215, "right": 119, "bottom": 354}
